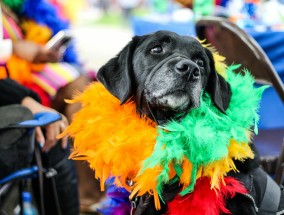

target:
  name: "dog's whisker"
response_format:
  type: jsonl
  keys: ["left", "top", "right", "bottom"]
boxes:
{"left": 146, "top": 99, "right": 159, "bottom": 125}
{"left": 187, "top": 71, "right": 192, "bottom": 81}
{"left": 143, "top": 63, "right": 158, "bottom": 71}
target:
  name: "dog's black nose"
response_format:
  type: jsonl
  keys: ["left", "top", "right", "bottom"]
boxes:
{"left": 175, "top": 60, "right": 200, "bottom": 80}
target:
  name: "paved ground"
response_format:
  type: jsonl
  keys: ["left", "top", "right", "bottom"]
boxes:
{"left": 72, "top": 24, "right": 133, "bottom": 72}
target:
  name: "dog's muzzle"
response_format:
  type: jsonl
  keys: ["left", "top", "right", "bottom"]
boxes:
{"left": 144, "top": 53, "right": 198, "bottom": 85}
{"left": 143, "top": 53, "right": 200, "bottom": 107}
{"left": 137, "top": 54, "right": 202, "bottom": 123}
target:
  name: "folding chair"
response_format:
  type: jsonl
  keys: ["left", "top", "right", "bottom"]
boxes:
{"left": 0, "top": 107, "right": 61, "bottom": 215}
{"left": 195, "top": 16, "right": 284, "bottom": 183}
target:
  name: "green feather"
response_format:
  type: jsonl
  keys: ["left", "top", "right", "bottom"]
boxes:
{"left": 2, "top": 0, "right": 25, "bottom": 12}
{"left": 140, "top": 65, "right": 267, "bottom": 198}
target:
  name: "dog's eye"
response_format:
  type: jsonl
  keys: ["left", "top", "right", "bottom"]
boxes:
{"left": 194, "top": 58, "right": 204, "bottom": 67}
{"left": 150, "top": 45, "right": 163, "bottom": 54}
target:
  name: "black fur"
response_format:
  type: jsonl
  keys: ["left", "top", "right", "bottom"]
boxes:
{"left": 97, "top": 31, "right": 283, "bottom": 215}
{"left": 98, "top": 31, "right": 231, "bottom": 123}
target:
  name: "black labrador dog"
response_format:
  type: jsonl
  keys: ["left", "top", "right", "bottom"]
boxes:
{"left": 97, "top": 31, "right": 284, "bottom": 215}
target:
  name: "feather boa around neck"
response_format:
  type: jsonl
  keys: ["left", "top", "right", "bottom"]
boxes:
{"left": 167, "top": 176, "right": 247, "bottom": 215}
{"left": 62, "top": 65, "right": 267, "bottom": 210}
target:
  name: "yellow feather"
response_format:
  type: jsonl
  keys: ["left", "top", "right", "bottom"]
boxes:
{"left": 21, "top": 20, "right": 52, "bottom": 44}
{"left": 61, "top": 82, "right": 255, "bottom": 210}
{"left": 201, "top": 140, "right": 254, "bottom": 190}
{"left": 180, "top": 157, "right": 193, "bottom": 187}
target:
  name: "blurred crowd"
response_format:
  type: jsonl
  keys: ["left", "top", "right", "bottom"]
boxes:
{"left": 82, "top": 0, "right": 284, "bottom": 28}
{"left": 45, "top": 0, "right": 284, "bottom": 31}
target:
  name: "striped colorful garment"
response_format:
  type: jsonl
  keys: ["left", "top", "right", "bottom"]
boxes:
{"left": 32, "top": 63, "right": 80, "bottom": 96}
{"left": 2, "top": 13, "right": 23, "bottom": 40}
{"left": 1, "top": 2, "right": 80, "bottom": 99}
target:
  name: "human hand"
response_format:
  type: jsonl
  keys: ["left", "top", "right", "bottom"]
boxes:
{"left": 35, "top": 114, "right": 69, "bottom": 152}
{"left": 13, "top": 40, "right": 62, "bottom": 64}
{"left": 22, "top": 97, "right": 69, "bottom": 152}
{"left": 33, "top": 46, "right": 62, "bottom": 64}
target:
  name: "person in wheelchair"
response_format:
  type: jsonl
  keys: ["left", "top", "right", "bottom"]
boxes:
{"left": 0, "top": 78, "right": 79, "bottom": 215}
{"left": 0, "top": 1, "right": 103, "bottom": 212}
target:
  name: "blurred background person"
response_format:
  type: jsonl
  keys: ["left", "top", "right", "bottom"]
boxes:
{"left": 117, "top": 0, "right": 141, "bottom": 22}
{"left": 0, "top": 0, "right": 105, "bottom": 213}
{"left": 0, "top": 0, "right": 91, "bottom": 122}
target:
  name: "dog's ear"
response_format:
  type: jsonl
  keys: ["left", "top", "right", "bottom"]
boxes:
{"left": 204, "top": 48, "right": 232, "bottom": 113}
{"left": 97, "top": 36, "right": 145, "bottom": 104}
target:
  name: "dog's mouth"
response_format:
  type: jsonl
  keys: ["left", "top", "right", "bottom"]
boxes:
{"left": 145, "top": 89, "right": 191, "bottom": 112}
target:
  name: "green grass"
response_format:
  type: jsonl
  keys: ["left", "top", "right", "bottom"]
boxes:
{"left": 81, "top": 7, "right": 152, "bottom": 27}
{"left": 95, "top": 12, "right": 123, "bottom": 26}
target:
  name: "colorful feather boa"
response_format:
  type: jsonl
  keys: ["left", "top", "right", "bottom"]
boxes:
{"left": 97, "top": 178, "right": 131, "bottom": 215}
{"left": 2, "top": 0, "right": 78, "bottom": 64}
{"left": 99, "top": 176, "right": 247, "bottom": 215}
{"left": 61, "top": 62, "right": 267, "bottom": 212}
{"left": 167, "top": 177, "right": 247, "bottom": 215}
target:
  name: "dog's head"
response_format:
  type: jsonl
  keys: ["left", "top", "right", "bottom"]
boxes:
{"left": 97, "top": 31, "right": 231, "bottom": 124}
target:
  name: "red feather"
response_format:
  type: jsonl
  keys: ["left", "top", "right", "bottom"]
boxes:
{"left": 167, "top": 177, "right": 247, "bottom": 215}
